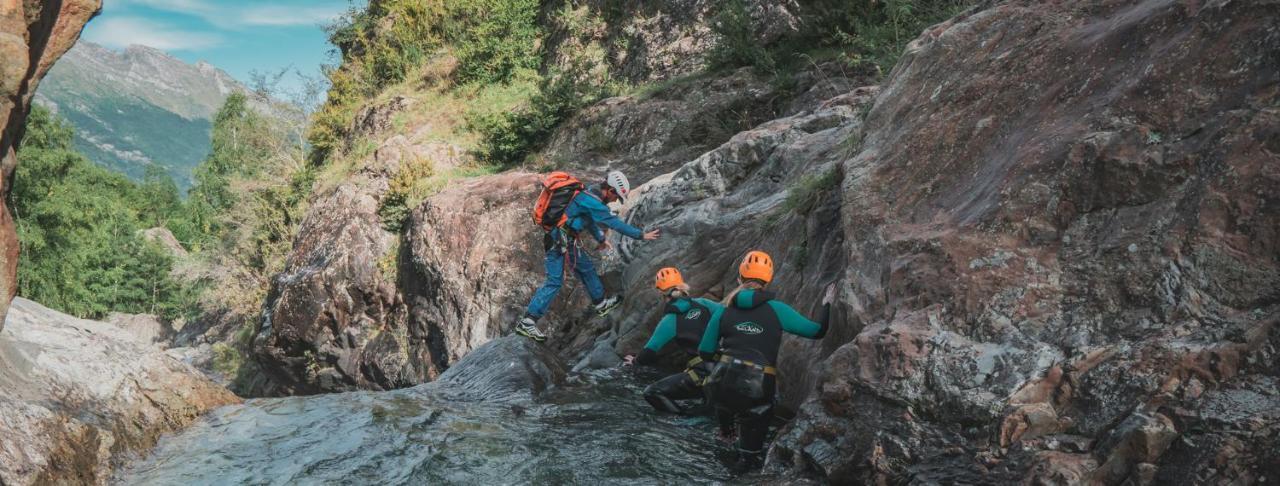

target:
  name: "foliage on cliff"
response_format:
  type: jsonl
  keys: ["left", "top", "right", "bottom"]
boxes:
{"left": 307, "top": 0, "right": 543, "bottom": 165}
{"left": 13, "top": 107, "right": 194, "bottom": 319}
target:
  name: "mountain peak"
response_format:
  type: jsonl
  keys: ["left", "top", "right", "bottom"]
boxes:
{"left": 36, "top": 40, "right": 296, "bottom": 190}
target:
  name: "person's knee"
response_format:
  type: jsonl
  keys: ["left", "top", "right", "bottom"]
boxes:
{"left": 539, "top": 275, "right": 564, "bottom": 290}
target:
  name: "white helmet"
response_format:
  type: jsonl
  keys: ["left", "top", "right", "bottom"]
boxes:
{"left": 606, "top": 170, "right": 631, "bottom": 202}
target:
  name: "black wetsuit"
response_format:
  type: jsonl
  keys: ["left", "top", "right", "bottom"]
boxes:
{"left": 635, "top": 297, "right": 723, "bottom": 414}
{"left": 697, "top": 289, "right": 830, "bottom": 466}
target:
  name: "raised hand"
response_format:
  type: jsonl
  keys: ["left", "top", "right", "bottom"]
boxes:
{"left": 822, "top": 283, "right": 837, "bottom": 306}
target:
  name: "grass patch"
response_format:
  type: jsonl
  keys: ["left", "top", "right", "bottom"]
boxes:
{"left": 378, "top": 164, "right": 499, "bottom": 232}
{"left": 583, "top": 124, "right": 615, "bottom": 154}
{"left": 783, "top": 166, "right": 842, "bottom": 215}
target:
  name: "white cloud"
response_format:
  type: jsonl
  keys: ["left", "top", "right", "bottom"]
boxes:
{"left": 114, "top": 0, "right": 347, "bottom": 29}
{"left": 116, "top": 0, "right": 219, "bottom": 16}
{"left": 237, "top": 5, "right": 345, "bottom": 27}
{"left": 86, "top": 17, "right": 224, "bottom": 51}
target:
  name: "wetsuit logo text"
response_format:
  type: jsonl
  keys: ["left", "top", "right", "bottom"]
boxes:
{"left": 734, "top": 322, "right": 764, "bottom": 335}
{"left": 686, "top": 309, "right": 702, "bottom": 319}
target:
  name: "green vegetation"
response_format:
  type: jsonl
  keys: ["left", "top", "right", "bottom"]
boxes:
{"left": 17, "top": 92, "right": 307, "bottom": 393}
{"left": 708, "top": 0, "right": 976, "bottom": 76}
{"left": 13, "top": 107, "right": 196, "bottom": 319}
{"left": 467, "top": 60, "right": 613, "bottom": 168}
{"left": 707, "top": 0, "right": 773, "bottom": 72}
{"left": 783, "top": 166, "right": 843, "bottom": 215}
{"left": 309, "top": 0, "right": 544, "bottom": 165}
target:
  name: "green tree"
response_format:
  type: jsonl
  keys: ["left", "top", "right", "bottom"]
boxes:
{"left": 13, "top": 106, "right": 192, "bottom": 319}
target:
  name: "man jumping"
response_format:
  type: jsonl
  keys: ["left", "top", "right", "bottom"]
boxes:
{"left": 515, "top": 170, "right": 660, "bottom": 341}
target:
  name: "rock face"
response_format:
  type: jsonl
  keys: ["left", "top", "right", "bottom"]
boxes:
{"left": 0, "top": 297, "right": 238, "bottom": 485}
{"left": 252, "top": 167, "right": 429, "bottom": 395}
{"left": 542, "top": 64, "right": 863, "bottom": 184}
{"left": 0, "top": 0, "right": 101, "bottom": 333}
{"left": 761, "top": 1, "right": 1280, "bottom": 483}
{"left": 433, "top": 335, "right": 568, "bottom": 401}
{"left": 260, "top": 2, "right": 1277, "bottom": 481}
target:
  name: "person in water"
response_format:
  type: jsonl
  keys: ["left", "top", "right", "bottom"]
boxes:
{"left": 623, "top": 267, "right": 725, "bottom": 415}
{"left": 697, "top": 250, "right": 835, "bottom": 473}
{"left": 515, "top": 170, "right": 661, "bottom": 342}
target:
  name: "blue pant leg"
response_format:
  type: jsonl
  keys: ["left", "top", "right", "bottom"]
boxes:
{"left": 571, "top": 245, "right": 606, "bottom": 303}
{"left": 526, "top": 250, "right": 566, "bottom": 318}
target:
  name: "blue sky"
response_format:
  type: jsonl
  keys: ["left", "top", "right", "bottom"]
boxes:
{"left": 82, "top": 0, "right": 366, "bottom": 95}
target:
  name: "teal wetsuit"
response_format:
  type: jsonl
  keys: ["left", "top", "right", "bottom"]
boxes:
{"left": 636, "top": 297, "right": 723, "bottom": 415}
{"left": 636, "top": 297, "right": 723, "bottom": 366}
{"left": 696, "top": 288, "right": 829, "bottom": 464}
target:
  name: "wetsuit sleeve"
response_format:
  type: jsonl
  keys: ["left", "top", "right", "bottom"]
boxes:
{"left": 697, "top": 306, "right": 724, "bottom": 360}
{"left": 588, "top": 219, "right": 606, "bottom": 242}
{"left": 635, "top": 314, "right": 678, "bottom": 366}
{"left": 578, "top": 193, "right": 644, "bottom": 240}
{"left": 770, "top": 301, "right": 831, "bottom": 339}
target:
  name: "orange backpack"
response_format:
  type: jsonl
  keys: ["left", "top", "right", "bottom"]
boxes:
{"left": 532, "top": 172, "right": 584, "bottom": 230}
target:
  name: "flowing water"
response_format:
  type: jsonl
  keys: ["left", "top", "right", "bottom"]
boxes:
{"left": 115, "top": 369, "right": 743, "bottom": 485}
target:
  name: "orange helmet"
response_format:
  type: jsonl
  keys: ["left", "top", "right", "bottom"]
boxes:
{"left": 739, "top": 250, "right": 774, "bottom": 284}
{"left": 655, "top": 267, "right": 685, "bottom": 291}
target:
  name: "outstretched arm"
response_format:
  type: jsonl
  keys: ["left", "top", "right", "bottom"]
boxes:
{"left": 697, "top": 307, "right": 724, "bottom": 361}
{"left": 769, "top": 301, "right": 831, "bottom": 339}
{"left": 578, "top": 193, "right": 644, "bottom": 240}
{"left": 635, "top": 314, "right": 678, "bottom": 366}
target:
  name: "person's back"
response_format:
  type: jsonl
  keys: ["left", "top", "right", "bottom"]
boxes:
{"left": 697, "top": 251, "right": 835, "bottom": 474}
{"left": 630, "top": 268, "right": 723, "bottom": 414}
{"left": 709, "top": 289, "right": 825, "bottom": 367}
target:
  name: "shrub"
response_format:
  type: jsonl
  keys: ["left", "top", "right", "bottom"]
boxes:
{"left": 706, "top": 0, "right": 773, "bottom": 72}
{"left": 783, "top": 166, "right": 842, "bottom": 215}
{"left": 469, "top": 58, "right": 611, "bottom": 168}
{"left": 448, "top": 0, "right": 542, "bottom": 85}
{"left": 309, "top": 0, "right": 544, "bottom": 165}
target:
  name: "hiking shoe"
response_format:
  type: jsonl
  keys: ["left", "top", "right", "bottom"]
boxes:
{"left": 514, "top": 317, "right": 546, "bottom": 342}
{"left": 594, "top": 295, "right": 622, "bottom": 317}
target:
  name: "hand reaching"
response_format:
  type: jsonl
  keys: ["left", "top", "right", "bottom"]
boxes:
{"left": 642, "top": 229, "right": 661, "bottom": 241}
{"left": 596, "top": 240, "right": 614, "bottom": 252}
{"left": 822, "top": 283, "right": 837, "bottom": 306}
{"left": 622, "top": 354, "right": 635, "bottom": 367}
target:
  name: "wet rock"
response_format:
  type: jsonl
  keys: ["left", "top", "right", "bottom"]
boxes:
{"left": 572, "top": 340, "right": 623, "bottom": 372}
{"left": 0, "top": 298, "right": 238, "bottom": 485}
{"left": 0, "top": 0, "right": 101, "bottom": 330}
{"left": 433, "top": 335, "right": 567, "bottom": 401}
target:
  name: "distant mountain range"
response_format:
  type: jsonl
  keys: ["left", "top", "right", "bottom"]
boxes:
{"left": 35, "top": 42, "right": 294, "bottom": 191}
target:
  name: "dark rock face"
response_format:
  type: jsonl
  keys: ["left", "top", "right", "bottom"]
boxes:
{"left": 433, "top": 335, "right": 568, "bottom": 401}
{"left": 0, "top": 0, "right": 101, "bottom": 331}
{"left": 542, "top": 64, "right": 865, "bottom": 185}
{"left": 764, "top": 1, "right": 1280, "bottom": 483}
{"left": 252, "top": 147, "right": 436, "bottom": 395}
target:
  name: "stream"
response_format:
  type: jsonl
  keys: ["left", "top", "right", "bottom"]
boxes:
{"left": 115, "top": 368, "right": 746, "bottom": 485}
